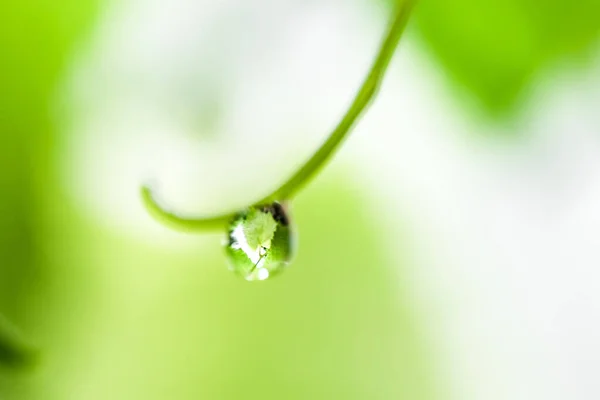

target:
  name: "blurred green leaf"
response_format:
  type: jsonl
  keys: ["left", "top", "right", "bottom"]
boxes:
{"left": 0, "top": 2, "right": 99, "bottom": 276}
{"left": 244, "top": 208, "right": 278, "bottom": 249}
{"left": 0, "top": 0, "right": 98, "bottom": 386}
{"left": 0, "top": 315, "right": 37, "bottom": 369}
{"left": 411, "top": 0, "right": 600, "bottom": 116}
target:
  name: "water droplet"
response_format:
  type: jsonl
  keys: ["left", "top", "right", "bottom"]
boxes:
{"left": 224, "top": 202, "right": 294, "bottom": 281}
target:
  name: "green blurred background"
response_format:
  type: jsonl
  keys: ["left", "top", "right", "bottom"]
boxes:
{"left": 1, "top": 0, "right": 599, "bottom": 399}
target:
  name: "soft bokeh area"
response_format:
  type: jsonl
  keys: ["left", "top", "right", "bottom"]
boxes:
{"left": 1, "top": 0, "right": 599, "bottom": 399}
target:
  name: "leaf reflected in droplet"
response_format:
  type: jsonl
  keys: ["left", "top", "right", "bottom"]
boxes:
{"left": 224, "top": 202, "right": 294, "bottom": 281}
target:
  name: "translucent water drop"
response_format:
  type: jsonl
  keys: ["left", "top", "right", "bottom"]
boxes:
{"left": 224, "top": 202, "right": 294, "bottom": 281}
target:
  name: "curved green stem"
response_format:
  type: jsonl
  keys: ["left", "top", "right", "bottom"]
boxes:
{"left": 141, "top": 186, "right": 234, "bottom": 232}
{"left": 142, "top": 0, "right": 415, "bottom": 232}
{"left": 259, "top": 0, "right": 415, "bottom": 203}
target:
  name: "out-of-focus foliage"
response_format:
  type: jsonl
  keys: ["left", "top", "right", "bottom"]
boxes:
{"left": 7, "top": 178, "right": 436, "bottom": 399}
{"left": 411, "top": 0, "right": 600, "bottom": 115}
{"left": 0, "top": 0, "right": 98, "bottom": 372}
{"left": 0, "top": 316, "right": 36, "bottom": 369}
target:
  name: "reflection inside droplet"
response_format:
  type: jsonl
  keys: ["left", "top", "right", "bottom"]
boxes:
{"left": 224, "top": 202, "right": 294, "bottom": 281}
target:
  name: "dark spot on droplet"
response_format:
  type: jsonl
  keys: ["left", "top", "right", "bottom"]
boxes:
{"left": 261, "top": 202, "right": 289, "bottom": 226}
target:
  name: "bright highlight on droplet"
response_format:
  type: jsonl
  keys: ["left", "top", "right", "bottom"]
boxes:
{"left": 224, "top": 202, "right": 294, "bottom": 281}
{"left": 257, "top": 268, "right": 269, "bottom": 281}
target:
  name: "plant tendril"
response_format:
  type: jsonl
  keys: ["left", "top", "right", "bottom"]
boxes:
{"left": 142, "top": 0, "right": 416, "bottom": 232}
{"left": 141, "top": 186, "right": 234, "bottom": 231}
{"left": 259, "top": 0, "right": 415, "bottom": 203}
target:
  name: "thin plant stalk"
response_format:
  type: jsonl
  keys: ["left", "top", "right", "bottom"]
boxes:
{"left": 142, "top": 0, "right": 416, "bottom": 232}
